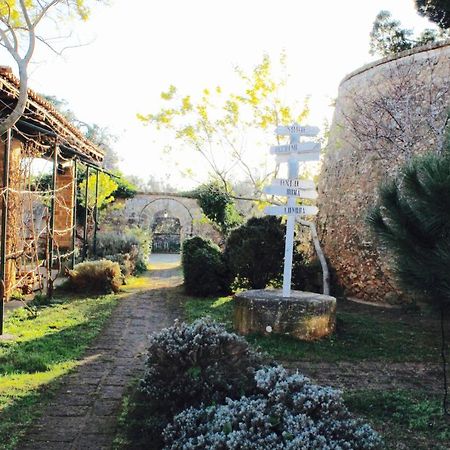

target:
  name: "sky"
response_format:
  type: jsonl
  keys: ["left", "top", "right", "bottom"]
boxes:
{"left": 0, "top": 0, "right": 438, "bottom": 189}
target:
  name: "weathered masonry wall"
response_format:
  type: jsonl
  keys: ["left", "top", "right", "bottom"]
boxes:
{"left": 317, "top": 41, "right": 450, "bottom": 304}
{"left": 0, "top": 136, "right": 21, "bottom": 294}
{"left": 54, "top": 162, "right": 75, "bottom": 250}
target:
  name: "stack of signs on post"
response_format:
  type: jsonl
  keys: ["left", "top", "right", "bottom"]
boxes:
{"left": 263, "top": 124, "right": 320, "bottom": 297}
{"left": 263, "top": 124, "right": 320, "bottom": 218}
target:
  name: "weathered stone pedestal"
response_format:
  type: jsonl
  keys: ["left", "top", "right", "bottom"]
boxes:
{"left": 234, "top": 289, "right": 336, "bottom": 341}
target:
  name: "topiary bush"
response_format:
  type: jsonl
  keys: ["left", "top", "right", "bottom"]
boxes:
{"left": 163, "top": 365, "right": 383, "bottom": 450}
{"left": 224, "top": 216, "right": 285, "bottom": 289}
{"left": 182, "top": 236, "right": 230, "bottom": 296}
{"left": 136, "top": 318, "right": 264, "bottom": 448}
{"left": 66, "top": 259, "right": 122, "bottom": 294}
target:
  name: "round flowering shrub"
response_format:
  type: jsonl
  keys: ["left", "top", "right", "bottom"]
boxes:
{"left": 163, "top": 366, "right": 383, "bottom": 450}
{"left": 136, "top": 318, "right": 264, "bottom": 448}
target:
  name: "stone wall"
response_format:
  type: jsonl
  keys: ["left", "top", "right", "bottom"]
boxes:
{"left": 102, "top": 193, "right": 220, "bottom": 246}
{"left": 0, "top": 136, "right": 22, "bottom": 297}
{"left": 317, "top": 41, "right": 450, "bottom": 304}
{"left": 54, "top": 162, "right": 75, "bottom": 250}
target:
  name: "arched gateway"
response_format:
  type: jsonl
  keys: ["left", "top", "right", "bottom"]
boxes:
{"left": 105, "top": 193, "right": 219, "bottom": 252}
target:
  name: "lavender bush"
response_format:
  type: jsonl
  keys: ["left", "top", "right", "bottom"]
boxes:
{"left": 163, "top": 366, "right": 382, "bottom": 450}
{"left": 136, "top": 318, "right": 264, "bottom": 448}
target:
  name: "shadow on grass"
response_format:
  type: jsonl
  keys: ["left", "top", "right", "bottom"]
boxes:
{"left": 0, "top": 319, "right": 105, "bottom": 374}
{"left": 184, "top": 294, "right": 444, "bottom": 363}
{"left": 0, "top": 294, "right": 119, "bottom": 449}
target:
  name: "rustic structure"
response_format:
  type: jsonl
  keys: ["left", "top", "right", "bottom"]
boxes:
{"left": 0, "top": 66, "right": 104, "bottom": 325}
{"left": 102, "top": 192, "right": 220, "bottom": 248}
{"left": 317, "top": 41, "right": 450, "bottom": 304}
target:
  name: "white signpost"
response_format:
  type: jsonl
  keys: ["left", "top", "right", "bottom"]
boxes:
{"left": 272, "top": 178, "right": 316, "bottom": 190}
{"left": 270, "top": 142, "right": 321, "bottom": 155}
{"left": 264, "top": 124, "right": 320, "bottom": 297}
{"left": 263, "top": 185, "right": 318, "bottom": 200}
{"left": 264, "top": 205, "right": 319, "bottom": 216}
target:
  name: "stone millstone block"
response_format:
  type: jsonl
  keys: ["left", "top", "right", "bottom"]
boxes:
{"left": 234, "top": 289, "right": 336, "bottom": 341}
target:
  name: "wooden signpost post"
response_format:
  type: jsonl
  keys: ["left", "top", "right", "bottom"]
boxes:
{"left": 263, "top": 124, "right": 320, "bottom": 297}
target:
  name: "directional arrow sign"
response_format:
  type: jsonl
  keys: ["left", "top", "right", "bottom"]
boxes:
{"left": 263, "top": 185, "right": 318, "bottom": 199}
{"left": 276, "top": 152, "right": 320, "bottom": 163}
{"left": 272, "top": 178, "right": 316, "bottom": 190}
{"left": 264, "top": 205, "right": 318, "bottom": 216}
{"left": 275, "top": 125, "right": 319, "bottom": 137}
{"left": 270, "top": 142, "right": 321, "bottom": 155}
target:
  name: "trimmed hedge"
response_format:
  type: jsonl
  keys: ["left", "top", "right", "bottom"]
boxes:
{"left": 182, "top": 236, "right": 230, "bottom": 296}
{"left": 224, "top": 216, "right": 285, "bottom": 289}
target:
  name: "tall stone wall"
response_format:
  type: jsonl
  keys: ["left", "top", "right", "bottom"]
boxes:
{"left": 317, "top": 41, "right": 450, "bottom": 304}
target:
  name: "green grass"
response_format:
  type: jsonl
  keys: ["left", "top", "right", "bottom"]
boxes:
{"left": 0, "top": 291, "right": 119, "bottom": 449}
{"left": 345, "top": 390, "right": 450, "bottom": 449}
{"left": 184, "top": 295, "right": 442, "bottom": 362}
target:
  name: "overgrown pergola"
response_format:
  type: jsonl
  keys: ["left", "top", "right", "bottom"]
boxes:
{"left": 0, "top": 66, "right": 107, "bottom": 333}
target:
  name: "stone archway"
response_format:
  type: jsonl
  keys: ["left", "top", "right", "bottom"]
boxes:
{"left": 151, "top": 210, "right": 182, "bottom": 253}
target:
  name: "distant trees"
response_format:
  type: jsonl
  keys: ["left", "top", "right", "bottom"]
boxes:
{"left": 369, "top": 10, "right": 447, "bottom": 57}
{"left": 0, "top": 1, "right": 104, "bottom": 135}
{"left": 416, "top": 0, "right": 450, "bottom": 29}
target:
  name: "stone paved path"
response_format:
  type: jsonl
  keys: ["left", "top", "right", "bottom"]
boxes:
{"left": 19, "top": 261, "right": 183, "bottom": 450}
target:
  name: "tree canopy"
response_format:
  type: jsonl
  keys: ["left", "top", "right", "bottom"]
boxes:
{"left": 192, "top": 181, "right": 242, "bottom": 237}
{"left": 0, "top": 0, "right": 102, "bottom": 134}
{"left": 138, "top": 54, "right": 309, "bottom": 195}
{"left": 369, "top": 10, "right": 444, "bottom": 57}
{"left": 79, "top": 172, "right": 118, "bottom": 210}
{"left": 416, "top": 0, "right": 450, "bottom": 29}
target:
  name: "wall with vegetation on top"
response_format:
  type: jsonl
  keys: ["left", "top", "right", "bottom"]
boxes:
{"left": 317, "top": 41, "right": 450, "bottom": 304}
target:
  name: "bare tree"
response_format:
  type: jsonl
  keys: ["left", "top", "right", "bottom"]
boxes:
{"left": 0, "top": 0, "right": 101, "bottom": 134}
{"left": 342, "top": 54, "right": 450, "bottom": 167}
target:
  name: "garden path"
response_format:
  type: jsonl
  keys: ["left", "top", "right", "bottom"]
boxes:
{"left": 19, "top": 256, "right": 184, "bottom": 450}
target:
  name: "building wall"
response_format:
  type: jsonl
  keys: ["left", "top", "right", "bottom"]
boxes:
{"left": 0, "top": 136, "right": 22, "bottom": 297}
{"left": 317, "top": 42, "right": 450, "bottom": 303}
{"left": 54, "top": 162, "right": 75, "bottom": 250}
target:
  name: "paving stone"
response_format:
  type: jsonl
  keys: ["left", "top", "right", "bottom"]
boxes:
{"left": 92, "top": 400, "right": 120, "bottom": 416}
{"left": 18, "top": 265, "right": 184, "bottom": 450}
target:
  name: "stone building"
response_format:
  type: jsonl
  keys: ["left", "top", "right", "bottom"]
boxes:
{"left": 317, "top": 41, "right": 450, "bottom": 304}
{"left": 0, "top": 66, "right": 104, "bottom": 299}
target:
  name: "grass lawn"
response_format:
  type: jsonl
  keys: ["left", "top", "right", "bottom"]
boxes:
{"left": 184, "top": 294, "right": 442, "bottom": 363}
{"left": 0, "top": 288, "right": 122, "bottom": 450}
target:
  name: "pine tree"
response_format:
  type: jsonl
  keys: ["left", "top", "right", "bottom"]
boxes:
{"left": 416, "top": 0, "right": 450, "bottom": 29}
{"left": 368, "top": 152, "right": 450, "bottom": 414}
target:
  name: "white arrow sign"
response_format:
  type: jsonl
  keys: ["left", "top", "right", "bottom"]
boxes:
{"left": 264, "top": 205, "right": 318, "bottom": 216}
{"left": 272, "top": 178, "right": 316, "bottom": 190}
{"left": 270, "top": 142, "right": 321, "bottom": 155}
{"left": 276, "top": 152, "right": 320, "bottom": 163}
{"left": 275, "top": 125, "right": 319, "bottom": 137}
{"left": 263, "top": 185, "right": 318, "bottom": 199}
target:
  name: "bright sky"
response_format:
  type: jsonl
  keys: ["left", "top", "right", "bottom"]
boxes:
{"left": 0, "top": 0, "right": 438, "bottom": 188}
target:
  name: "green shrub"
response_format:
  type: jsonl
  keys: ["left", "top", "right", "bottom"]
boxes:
{"left": 292, "top": 251, "right": 323, "bottom": 293}
{"left": 137, "top": 318, "right": 263, "bottom": 448}
{"left": 67, "top": 260, "right": 122, "bottom": 294}
{"left": 193, "top": 181, "right": 243, "bottom": 236}
{"left": 96, "top": 228, "right": 151, "bottom": 275}
{"left": 182, "top": 236, "right": 230, "bottom": 296}
{"left": 224, "top": 216, "right": 285, "bottom": 289}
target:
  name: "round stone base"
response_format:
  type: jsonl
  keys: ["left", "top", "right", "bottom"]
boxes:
{"left": 234, "top": 289, "right": 336, "bottom": 341}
